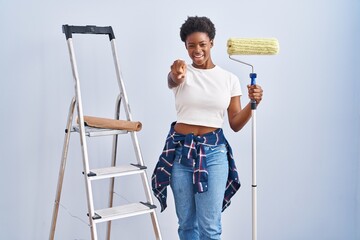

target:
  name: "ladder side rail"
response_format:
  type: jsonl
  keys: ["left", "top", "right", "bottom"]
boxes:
{"left": 110, "top": 39, "right": 162, "bottom": 239}
{"left": 149, "top": 211, "right": 163, "bottom": 240}
{"left": 49, "top": 97, "right": 76, "bottom": 240}
{"left": 129, "top": 126, "right": 163, "bottom": 239}
{"left": 66, "top": 37, "right": 98, "bottom": 240}
{"left": 135, "top": 150, "right": 162, "bottom": 240}
{"left": 110, "top": 39, "right": 153, "bottom": 199}
{"left": 135, "top": 141, "right": 155, "bottom": 202}
{"left": 110, "top": 40, "right": 145, "bottom": 166}
{"left": 110, "top": 40, "right": 133, "bottom": 122}
{"left": 106, "top": 94, "right": 122, "bottom": 240}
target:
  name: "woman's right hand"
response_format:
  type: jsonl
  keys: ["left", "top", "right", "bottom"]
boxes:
{"left": 170, "top": 59, "right": 187, "bottom": 81}
{"left": 168, "top": 59, "right": 187, "bottom": 88}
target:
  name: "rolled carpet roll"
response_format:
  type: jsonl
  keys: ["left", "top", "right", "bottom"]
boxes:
{"left": 227, "top": 38, "right": 279, "bottom": 55}
{"left": 77, "top": 116, "right": 142, "bottom": 131}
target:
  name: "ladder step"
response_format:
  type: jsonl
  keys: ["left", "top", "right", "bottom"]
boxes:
{"left": 88, "top": 164, "right": 147, "bottom": 180}
{"left": 93, "top": 202, "right": 156, "bottom": 223}
{"left": 71, "top": 125, "right": 128, "bottom": 137}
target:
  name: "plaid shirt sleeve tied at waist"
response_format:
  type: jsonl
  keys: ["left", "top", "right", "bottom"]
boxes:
{"left": 151, "top": 122, "right": 241, "bottom": 212}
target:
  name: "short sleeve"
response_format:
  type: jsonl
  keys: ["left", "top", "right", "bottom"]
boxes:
{"left": 230, "top": 73, "right": 242, "bottom": 97}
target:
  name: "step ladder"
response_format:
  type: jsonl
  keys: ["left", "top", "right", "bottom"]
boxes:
{"left": 49, "top": 25, "right": 162, "bottom": 240}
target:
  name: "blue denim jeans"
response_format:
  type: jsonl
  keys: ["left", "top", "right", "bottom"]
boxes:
{"left": 170, "top": 144, "right": 229, "bottom": 240}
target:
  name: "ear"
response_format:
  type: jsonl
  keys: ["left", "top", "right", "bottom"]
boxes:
{"left": 210, "top": 40, "right": 214, "bottom": 47}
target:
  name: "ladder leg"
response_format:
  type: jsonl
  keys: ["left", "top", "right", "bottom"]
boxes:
{"left": 49, "top": 97, "right": 76, "bottom": 240}
{"left": 106, "top": 95, "right": 122, "bottom": 240}
{"left": 76, "top": 101, "right": 98, "bottom": 240}
{"left": 139, "top": 170, "right": 162, "bottom": 240}
{"left": 67, "top": 37, "right": 98, "bottom": 240}
{"left": 132, "top": 131, "right": 162, "bottom": 240}
{"left": 110, "top": 39, "right": 162, "bottom": 239}
{"left": 150, "top": 211, "right": 162, "bottom": 240}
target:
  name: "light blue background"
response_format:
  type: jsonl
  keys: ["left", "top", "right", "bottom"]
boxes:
{"left": 0, "top": 0, "right": 359, "bottom": 239}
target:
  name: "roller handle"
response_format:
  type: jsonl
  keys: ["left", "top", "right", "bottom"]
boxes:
{"left": 62, "top": 24, "right": 115, "bottom": 40}
{"left": 250, "top": 73, "right": 257, "bottom": 110}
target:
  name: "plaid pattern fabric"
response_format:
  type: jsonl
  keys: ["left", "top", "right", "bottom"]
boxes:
{"left": 152, "top": 122, "right": 241, "bottom": 212}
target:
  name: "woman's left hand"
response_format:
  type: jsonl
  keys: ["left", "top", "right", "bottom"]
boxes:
{"left": 247, "top": 84, "right": 263, "bottom": 105}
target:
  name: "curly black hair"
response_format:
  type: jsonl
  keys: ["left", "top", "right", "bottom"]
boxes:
{"left": 180, "top": 16, "right": 216, "bottom": 42}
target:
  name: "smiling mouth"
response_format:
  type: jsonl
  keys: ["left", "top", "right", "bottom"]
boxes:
{"left": 193, "top": 54, "right": 204, "bottom": 59}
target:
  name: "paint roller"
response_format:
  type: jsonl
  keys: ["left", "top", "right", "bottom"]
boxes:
{"left": 227, "top": 38, "right": 279, "bottom": 55}
{"left": 227, "top": 38, "right": 279, "bottom": 109}
{"left": 227, "top": 37, "right": 279, "bottom": 240}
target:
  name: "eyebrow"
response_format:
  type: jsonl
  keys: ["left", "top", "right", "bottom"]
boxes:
{"left": 187, "top": 40, "right": 208, "bottom": 45}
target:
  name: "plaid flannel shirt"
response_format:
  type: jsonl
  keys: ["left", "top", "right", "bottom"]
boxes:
{"left": 151, "top": 122, "right": 241, "bottom": 212}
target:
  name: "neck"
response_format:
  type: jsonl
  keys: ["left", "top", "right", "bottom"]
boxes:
{"left": 192, "top": 59, "right": 215, "bottom": 69}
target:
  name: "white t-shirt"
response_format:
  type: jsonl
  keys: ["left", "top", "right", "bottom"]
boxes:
{"left": 173, "top": 64, "right": 242, "bottom": 128}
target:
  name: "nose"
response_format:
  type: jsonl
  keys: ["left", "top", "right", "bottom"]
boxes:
{"left": 194, "top": 44, "right": 202, "bottom": 52}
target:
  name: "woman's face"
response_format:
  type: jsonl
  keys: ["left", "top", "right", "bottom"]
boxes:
{"left": 185, "top": 32, "right": 214, "bottom": 69}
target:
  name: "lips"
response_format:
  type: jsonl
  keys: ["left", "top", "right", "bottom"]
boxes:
{"left": 193, "top": 53, "right": 204, "bottom": 61}
{"left": 194, "top": 53, "right": 203, "bottom": 58}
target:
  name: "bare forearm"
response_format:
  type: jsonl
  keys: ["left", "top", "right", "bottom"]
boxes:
{"left": 167, "top": 72, "right": 185, "bottom": 89}
{"left": 229, "top": 102, "right": 253, "bottom": 132}
{"left": 168, "top": 60, "right": 187, "bottom": 88}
